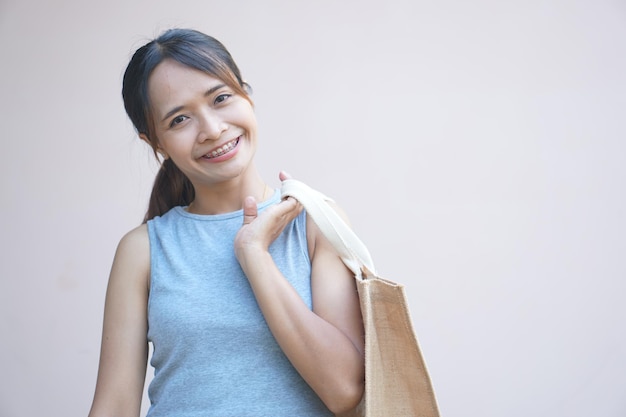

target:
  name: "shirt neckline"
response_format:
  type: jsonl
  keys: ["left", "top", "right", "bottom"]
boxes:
{"left": 172, "top": 188, "right": 280, "bottom": 221}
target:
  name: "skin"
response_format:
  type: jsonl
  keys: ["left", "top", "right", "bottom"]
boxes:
{"left": 88, "top": 59, "right": 365, "bottom": 416}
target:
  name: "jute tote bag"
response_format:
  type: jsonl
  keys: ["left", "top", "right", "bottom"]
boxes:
{"left": 282, "top": 179, "right": 440, "bottom": 417}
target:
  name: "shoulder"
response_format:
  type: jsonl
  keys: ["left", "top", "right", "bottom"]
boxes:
{"left": 110, "top": 224, "right": 150, "bottom": 291}
{"left": 305, "top": 200, "right": 350, "bottom": 255}
{"left": 117, "top": 223, "right": 150, "bottom": 255}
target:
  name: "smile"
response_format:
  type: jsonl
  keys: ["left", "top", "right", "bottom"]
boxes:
{"left": 203, "top": 137, "right": 240, "bottom": 159}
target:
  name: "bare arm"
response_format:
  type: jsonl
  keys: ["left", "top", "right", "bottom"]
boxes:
{"left": 234, "top": 177, "right": 364, "bottom": 414}
{"left": 88, "top": 225, "right": 150, "bottom": 417}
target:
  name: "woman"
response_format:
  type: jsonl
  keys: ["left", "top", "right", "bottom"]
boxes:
{"left": 88, "top": 28, "right": 364, "bottom": 417}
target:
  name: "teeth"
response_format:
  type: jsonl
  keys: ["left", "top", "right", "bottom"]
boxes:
{"left": 207, "top": 138, "right": 238, "bottom": 158}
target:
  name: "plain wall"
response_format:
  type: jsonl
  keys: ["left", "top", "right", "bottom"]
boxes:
{"left": 1, "top": 1, "right": 625, "bottom": 416}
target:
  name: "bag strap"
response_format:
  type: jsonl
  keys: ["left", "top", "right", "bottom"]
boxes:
{"left": 281, "top": 179, "right": 376, "bottom": 279}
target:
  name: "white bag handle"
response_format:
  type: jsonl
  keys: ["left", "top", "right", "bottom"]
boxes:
{"left": 281, "top": 179, "right": 376, "bottom": 279}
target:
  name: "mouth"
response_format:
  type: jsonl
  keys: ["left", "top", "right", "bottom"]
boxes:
{"left": 202, "top": 137, "right": 240, "bottom": 159}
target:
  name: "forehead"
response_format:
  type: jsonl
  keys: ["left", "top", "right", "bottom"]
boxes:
{"left": 147, "top": 59, "right": 222, "bottom": 111}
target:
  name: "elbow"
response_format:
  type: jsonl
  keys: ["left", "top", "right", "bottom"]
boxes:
{"left": 324, "top": 378, "right": 365, "bottom": 415}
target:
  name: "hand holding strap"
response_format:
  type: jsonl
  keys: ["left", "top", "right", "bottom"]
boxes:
{"left": 281, "top": 179, "right": 376, "bottom": 279}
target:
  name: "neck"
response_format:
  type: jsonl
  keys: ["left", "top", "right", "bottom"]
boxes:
{"left": 187, "top": 169, "right": 270, "bottom": 215}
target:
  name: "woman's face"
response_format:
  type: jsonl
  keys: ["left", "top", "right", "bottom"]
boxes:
{"left": 143, "top": 59, "right": 258, "bottom": 189}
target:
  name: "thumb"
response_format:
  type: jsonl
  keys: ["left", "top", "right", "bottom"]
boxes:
{"left": 242, "top": 196, "right": 258, "bottom": 225}
{"left": 279, "top": 170, "right": 292, "bottom": 182}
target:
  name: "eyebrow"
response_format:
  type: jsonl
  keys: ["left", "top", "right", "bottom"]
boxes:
{"left": 160, "top": 83, "right": 227, "bottom": 123}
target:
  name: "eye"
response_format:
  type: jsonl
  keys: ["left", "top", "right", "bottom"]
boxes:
{"left": 170, "top": 115, "right": 188, "bottom": 128}
{"left": 214, "top": 93, "right": 231, "bottom": 104}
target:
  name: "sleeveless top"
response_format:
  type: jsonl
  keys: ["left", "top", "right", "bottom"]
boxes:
{"left": 145, "top": 190, "right": 333, "bottom": 417}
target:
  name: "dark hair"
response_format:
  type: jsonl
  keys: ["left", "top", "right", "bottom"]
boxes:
{"left": 122, "top": 28, "right": 251, "bottom": 222}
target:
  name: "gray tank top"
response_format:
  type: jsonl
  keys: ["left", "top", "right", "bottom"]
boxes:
{"left": 145, "top": 190, "right": 332, "bottom": 416}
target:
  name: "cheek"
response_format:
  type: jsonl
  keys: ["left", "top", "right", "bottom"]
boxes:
{"left": 233, "top": 100, "right": 257, "bottom": 128}
{"left": 244, "top": 114, "right": 258, "bottom": 137}
{"left": 158, "top": 129, "right": 195, "bottom": 151}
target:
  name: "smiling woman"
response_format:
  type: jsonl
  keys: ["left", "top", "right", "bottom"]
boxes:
{"left": 143, "top": 59, "right": 260, "bottom": 208}
{"left": 87, "top": 28, "right": 365, "bottom": 417}
{"left": 121, "top": 30, "right": 257, "bottom": 220}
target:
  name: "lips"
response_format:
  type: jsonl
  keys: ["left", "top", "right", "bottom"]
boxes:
{"left": 202, "top": 137, "right": 240, "bottom": 159}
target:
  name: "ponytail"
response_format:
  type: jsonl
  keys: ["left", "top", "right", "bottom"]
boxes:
{"left": 143, "top": 159, "right": 195, "bottom": 222}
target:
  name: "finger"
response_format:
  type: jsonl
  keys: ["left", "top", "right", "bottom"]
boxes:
{"left": 242, "top": 196, "right": 257, "bottom": 225}
{"left": 278, "top": 196, "right": 303, "bottom": 219}
{"left": 279, "top": 171, "right": 292, "bottom": 182}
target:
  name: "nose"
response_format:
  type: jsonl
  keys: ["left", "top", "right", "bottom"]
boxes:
{"left": 196, "top": 109, "right": 227, "bottom": 142}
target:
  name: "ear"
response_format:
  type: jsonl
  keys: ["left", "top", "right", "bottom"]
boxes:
{"left": 242, "top": 81, "right": 253, "bottom": 95}
{"left": 139, "top": 133, "right": 169, "bottom": 160}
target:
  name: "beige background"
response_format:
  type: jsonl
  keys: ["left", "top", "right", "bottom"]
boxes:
{"left": 1, "top": 1, "right": 625, "bottom": 416}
